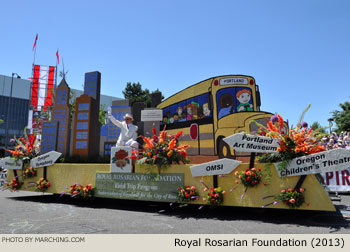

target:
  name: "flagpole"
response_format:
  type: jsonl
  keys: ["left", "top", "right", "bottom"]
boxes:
{"left": 55, "top": 49, "right": 58, "bottom": 89}
{"left": 33, "top": 37, "right": 37, "bottom": 66}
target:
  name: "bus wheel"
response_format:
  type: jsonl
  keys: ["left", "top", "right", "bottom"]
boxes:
{"left": 218, "top": 138, "right": 235, "bottom": 159}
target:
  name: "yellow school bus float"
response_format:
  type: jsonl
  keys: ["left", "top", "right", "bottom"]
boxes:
{"left": 157, "top": 75, "right": 273, "bottom": 159}
{"left": 2, "top": 75, "right": 335, "bottom": 212}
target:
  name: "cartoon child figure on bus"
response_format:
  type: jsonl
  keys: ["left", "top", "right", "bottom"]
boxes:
{"left": 177, "top": 106, "right": 186, "bottom": 122}
{"left": 236, "top": 89, "right": 253, "bottom": 112}
{"left": 186, "top": 105, "right": 193, "bottom": 121}
{"left": 203, "top": 103, "right": 211, "bottom": 117}
{"left": 218, "top": 93, "right": 234, "bottom": 119}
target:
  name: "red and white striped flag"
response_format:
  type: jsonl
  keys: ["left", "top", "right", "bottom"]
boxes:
{"left": 32, "top": 34, "right": 38, "bottom": 51}
{"left": 30, "top": 65, "right": 56, "bottom": 111}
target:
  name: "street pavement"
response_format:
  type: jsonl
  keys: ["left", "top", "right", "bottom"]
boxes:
{"left": 0, "top": 190, "right": 349, "bottom": 234}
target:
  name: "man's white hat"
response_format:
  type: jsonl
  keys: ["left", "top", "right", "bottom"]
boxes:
{"left": 124, "top": 113, "right": 134, "bottom": 121}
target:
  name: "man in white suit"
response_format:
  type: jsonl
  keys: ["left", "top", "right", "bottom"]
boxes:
{"left": 108, "top": 109, "right": 138, "bottom": 149}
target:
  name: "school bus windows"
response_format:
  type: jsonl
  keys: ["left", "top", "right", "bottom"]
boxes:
{"left": 168, "top": 104, "right": 178, "bottom": 123}
{"left": 217, "top": 87, "right": 254, "bottom": 119}
{"left": 186, "top": 97, "right": 198, "bottom": 121}
{"left": 177, "top": 101, "right": 187, "bottom": 122}
{"left": 197, "top": 93, "right": 211, "bottom": 119}
{"left": 236, "top": 87, "right": 253, "bottom": 112}
{"left": 162, "top": 107, "right": 170, "bottom": 124}
{"left": 161, "top": 93, "right": 212, "bottom": 125}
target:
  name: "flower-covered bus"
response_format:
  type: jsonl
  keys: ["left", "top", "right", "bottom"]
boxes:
{"left": 157, "top": 75, "right": 274, "bottom": 159}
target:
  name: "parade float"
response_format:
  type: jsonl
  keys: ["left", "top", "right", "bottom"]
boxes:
{"left": 1, "top": 75, "right": 345, "bottom": 212}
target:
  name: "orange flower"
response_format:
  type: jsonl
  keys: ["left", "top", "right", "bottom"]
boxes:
{"left": 141, "top": 136, "right": 154, "bottom": 149}
{"left": 277, "top": 113, "right": 284, "bottom": 130}
{"left": 168, "top": 139, "right": 177, "bottom": 151}
{"left": 174, "top": 131, "right": 183, "bottom": 140}
{"left": 267, "top": 121, "right": 279, "bottom": 132}
{"left": 159, "top": 127, "right": 166, "bottom": 144}
{"left": 177, "top": 144, "right": 189, "bottom": 150}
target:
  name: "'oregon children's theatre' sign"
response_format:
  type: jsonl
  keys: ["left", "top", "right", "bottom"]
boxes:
{"left": 275, "top": 148, "right": 350, "bottom": 177}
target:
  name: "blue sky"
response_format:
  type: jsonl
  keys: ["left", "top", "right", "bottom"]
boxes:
{"left": 1, "top": 0, "right": 349, "bottom": 128}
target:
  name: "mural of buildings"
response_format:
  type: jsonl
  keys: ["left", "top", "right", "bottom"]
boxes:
{"left": 52, "top": 79, "right": 71, "bottom": 155}
{"left": 41, "top": 121, "right": 58, "bottom": 154}
{"left": 100, "top": 99, "right": 131, "bottom": 156}
{"left": 72, "top": 94, "right": 100, "bottom": 156}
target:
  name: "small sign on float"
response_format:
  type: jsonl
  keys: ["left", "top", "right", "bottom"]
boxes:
{"left": 190, "top": 158, "right": 241, "bottom": 177}
{"left": 141, "top": 109, "right": 163, "bottom": 121}
{"left": 223, "top": 133, "right": 279, "bottom": 153}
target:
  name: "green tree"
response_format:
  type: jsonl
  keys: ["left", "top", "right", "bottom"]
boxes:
{"left": 332, "top": 100, "right": 350, "bottom": 133}
{"left": 310, "top": 121, "right": 326, "bottom": 133}
{"left": 122, "top": 82, "right": 163, "bottom": 107}
{"left": 99, "top": 104, "right": 107, "bottom": 126}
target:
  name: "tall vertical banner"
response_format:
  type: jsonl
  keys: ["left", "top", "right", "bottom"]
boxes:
{"left": 31, "top": 65, "right": 56, "bottom": 111}
{"left": 29, "top": 65, "right": 56, "bottom": 130}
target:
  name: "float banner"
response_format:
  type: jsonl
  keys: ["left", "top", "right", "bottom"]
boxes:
{"left": 190, "top": 158, "right": 241, "bottom": 177}
{"left": 0, "top": 171, "right": 8, "bottom": 188}
{"left": 321, "top": 168, "right": 350, "bottom": 192}
{"left": 275, "top": 148, "right": 350, "bottom": 177}
{"left": 95, "top": 172, "right": 184, "bottom": 202}
{"left": 0, "top": 157, "right": 23, "bottom": 170}
{"left": 223, "top": 133, "right": 279, "bottom": 153}
{"left": 30, "top": 151, "right": 62, "bottom": 168}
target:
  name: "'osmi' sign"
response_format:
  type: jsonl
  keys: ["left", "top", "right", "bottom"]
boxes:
{"left": 223, "top": 133, "right": 279, "bottom": 153}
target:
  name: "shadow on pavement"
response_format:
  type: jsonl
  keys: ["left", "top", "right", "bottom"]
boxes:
{"left": 8, "top": 193, "right": 350, "bottom": 232}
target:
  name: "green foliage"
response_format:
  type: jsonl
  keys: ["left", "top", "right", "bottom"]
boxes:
{"left": 122, "top": 82, "right": 163, "bottom": 107}
{"left": 0, "top": 119, "right": 3, "bottom": 124}
{"left": 332, "top": 100, "right": 350, "bottom": 133}
{"left": 99, "top": 104, "right": 107, "bottom": 126}
{"left": 297, "top": 103, "right": 311, "bottom": 126}
{"left": 310, "top": 121, "right": 326, "bottom": 133}
{"left": 69, "top": 90, "right": 76, "bottom": 123}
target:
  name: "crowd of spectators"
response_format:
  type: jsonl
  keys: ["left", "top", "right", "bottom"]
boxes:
{"left": 322, "top": 131, "right": 350, "bottom": 150}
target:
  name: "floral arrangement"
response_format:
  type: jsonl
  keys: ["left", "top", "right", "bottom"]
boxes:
{"left": 219, "top": 167, "right": 267, "bottom": 200}
{"left": 275, "top": 188, "right": 306, "bottom": 208}
{"left": 6, "top": 129, "right": 40, "bottom": 161}
{"left": 69, "top": 183, "right": 83, "bottom": 197}
{"left": 199, "top": 180, "right": 225, "bottom": 208}
{"left": 203, "top": 187, "right": 225, "bottom": 207}
{"left": 129, "top": 126, "right": 189, "bottom": 173}
{"left": 235, "top": 167, "right": 263, "bottom": 187}
{"left": 35, "top": 178, "right": 50, "bottom": 192}
{"left": 262, "top": 188, "right": 307, "bottom": 209}
{"left": 63, "top": 183, "right": 95, "bottom": 199}
{"left": 82, "top": 184, "right": 95, "bottom": 199}
{"left": 23, "top": 167, "right": 37, "bottom": 178}
{"left": 177, "top": 186, "right": 199, "bottom": 202}
{"left": 5, "top": 178, "right": 23, "bottom": 192}
{"left": 255, "top": 104, "right": 327, "bottom": 170}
